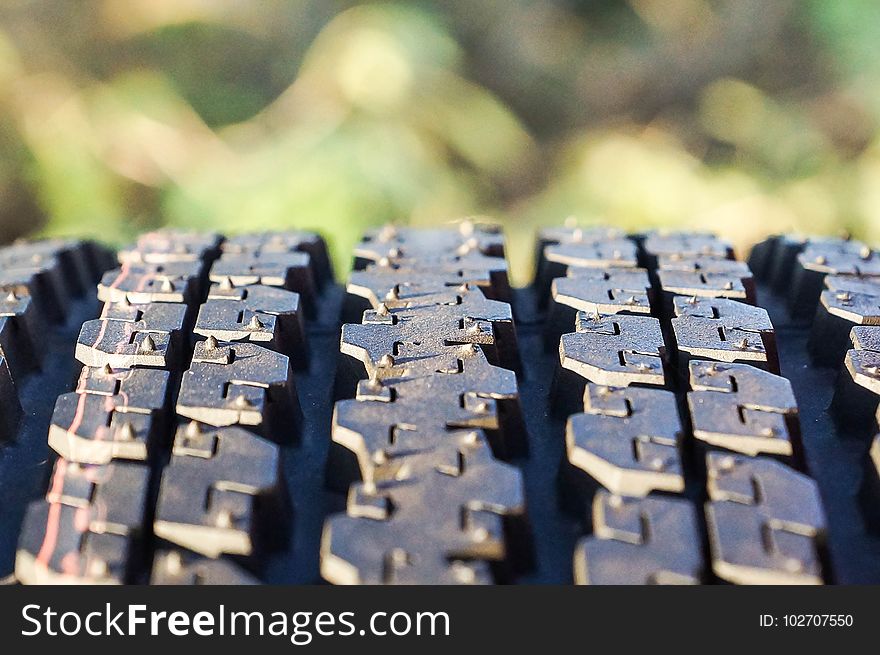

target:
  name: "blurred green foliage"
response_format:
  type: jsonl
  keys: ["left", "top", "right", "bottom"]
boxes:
{"left": 0, "top": 0, "right": 878, "bottom": 284}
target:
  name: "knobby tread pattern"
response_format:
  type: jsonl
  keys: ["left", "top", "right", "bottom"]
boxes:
{"left": 749, "top": 235, "right": 880, "bottom": 559}
{"left": 13, "top": 230, "right": 328, "bottom": 584}
{"left": 0, "top": 238, "right": 115, "bottom": 577}
{"left": 2, "top": 223, "right": 879, "bottom": 584}
{"left": 321, "top": 223, "right": 533, "bottom": 584}
{"left": 545, "top": 226, "right": 829, "bottom": 584}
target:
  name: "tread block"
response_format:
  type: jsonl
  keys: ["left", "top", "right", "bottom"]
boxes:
{"left": 657, "top": 255, "right": 752, "bottom": 275}
{"left": 151, "top": 550, "right": 259, "bottom": 585}
{"left": 346, "top": 254, "right": 512, "bottom": 321}
{"left": 657, "top": 256, "right": 756, "bottom": 306}
{"left": 809, "top": 279, "right": 880, "bottom": 366}
{"left": 541, "top": 240, "right": 640, "bottom": 272}
{"left": 153, "top": 422, "right": 287, "bottom": 559}
{"left": 209, "top": 251, "right": 316, "bottom": 309}
{"left": 705, "top": 453, "right": 827, "bottom": 584}
{"left": 195, "top": 299, "right": 279, "bottom": 348}
{"left": 565, "top": 385, "right": 684, "bottom": 497}
{"left": 321, "top": 431, "right": 526, "bottom": 585}
{"left": 789, "top": 239, "right": 880, "bottom": 320}
{"left": 83, "top": 300, "right": 188, "bottom": 369}
{"left": 118, "top": 230, "right": 222, "bottom": 265}
{"left": 16, "top": 460, "right": 149, "bottom": 584}
{"left": 824, "top": 274, "right": 880, "bottom": 296}
{"left": 535, "top": 225, "right": 634, "bottom": 296}
{"left": 0, "top": 290, "right": 44, "bottom": 381}
{"left": 340, "top": 288, "right": 518, "bottom": 377}
{"left": 642, "top": 231, "right": 734, "bottom": 261}
{"left": 1, "top": 239, "right": 106, "bottom": 297}
{"left": 221, "top": 231, "right": 332, "bottom": 286}
{"left": 537, "top": 225, "right": 625, "bottom": 248}
{"left": 559, "top": 313, "right": 667, "bottom": 387}
{"left": 551, "top": 268, "right": 653, "bottom": 314}
{"left": 331, "top": 347, "right": 523, "bottom": 486}
{"left": 354, "top": 222, "right": 505, "bottom": 268}
{"left": 754, "top": 235, "right": 857, "bottom": 293}
{"left": 671, "top": 296, "right": 778, "bottom": 373}
{"left": 687, "top": 361, "right": 799, "bottom": 458}
{"left": 656, "top": 269, "right": 754, "bottom": 304}
{"left": 198, "top": 280, "right": 306, "bottom": 365}
{"left": 537, "top": 238, "right": 639, "bottom": 300}
{"left": 48, "top": 366, "right": 172, "bottom": 464}
{"left": 546, "top": 268, "right": 654, "bottom": 347}
{"left": 176, "top": 338, "right": 299, "bottom": 439}
{"left": 98, "top": 298, "right": 189, "bottom": 328}
{"left": 831, "top": 346, "right": 880, "bottom": 432}
{"left": 98, "top": 261, "right": 204, "bottom": 305}
{"left": 851, "top": 325, "right": 880, "bottom": 352}
{"left": 76, "top": 304, "right": 187, "bottom": 370}
{"left": 74, "top": 363, "right": 171, "bottom": 409}
{"left": 0, "top": 260, "right": 70, "bottom": 324}
{"left": 574, "top": 492, "right": 704, "bottom": 585}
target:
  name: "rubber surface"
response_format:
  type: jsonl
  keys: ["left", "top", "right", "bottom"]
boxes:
{"left": 1, "top": 227, "right": 879, "bottom": 584}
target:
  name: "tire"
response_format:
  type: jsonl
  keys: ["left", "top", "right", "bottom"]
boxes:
{"left": 2, "top": 224, "right": 879, "bottom": 584}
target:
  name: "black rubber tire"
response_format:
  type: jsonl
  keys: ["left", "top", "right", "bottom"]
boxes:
{"left": 2, "top": 225, "right": 879, "bottom": 584}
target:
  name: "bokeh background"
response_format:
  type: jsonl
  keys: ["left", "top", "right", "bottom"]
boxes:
{"left": 0, "top": 0, "right": 878, "bottom": 285}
